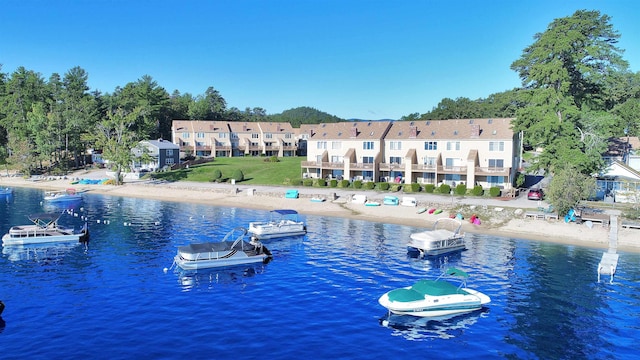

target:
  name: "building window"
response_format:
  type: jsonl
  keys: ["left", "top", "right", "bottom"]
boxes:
{"left": 363, "top": 141, "right": 374, "bottom": 150}
{"left": 331, "top": 155, "right": 343, "bottom": 163}
{"left": 317, "top": 141, "right": 327, "bottom": 150}
{"left": 332, "top": 141, "right": 342, "bottom": 150}
{"left": 166, "top": 158, "right": 175, "bottom": 165}
{"left": 446, "top": 141, "right": 460, "bottom": 150}
{"left": 166, "top": 149, "right": 174, "bottom": 156}
{"left": 423, "top": 157, "right": 436, "bottom": 166}
{"left": 251, "top": 133, "right": 259, "bottom": 139}
{"left": 362, "top": 156, "right": 374, "bottom": 164}
{"left": 182, "top": 132, "right": 189, "bottom": 138}
{"left": 390, "top": 141, "right": 402, "bottom": 150}
{"left": 197, "top": 132, "right": 205, "bottom": 138}
{"left": 488, "top": 176, "right": 504, "bottom": 186}
{"left": 488, "top": 159, "right": 504, "bottom": 168}
{"left": 231, "top": 133, "right": 239, "bottom": 139}
{"left": 489, "top": 141, "right": 505, "bottom": 151}
{"left": 390, "top": 156, "right": 402, "bottom": 164}
{"left": 424, "top": 141, "right": 437, "bottom": 150}
{"left": 219, "top": 133, "right": 227, "bottom": 138}
{"left": 285, "top": 133, "right": 292, "bottom": 139}
{"left": 265, "top": 133, "right": 273, "bottom": 139}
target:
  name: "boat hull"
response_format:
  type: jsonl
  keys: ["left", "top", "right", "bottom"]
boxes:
{"left": 248, "top": 222, "right": 307, "bottom": 240}
{"left": 2, "top": 225, "right": 88, "bottom": 245}
{"left": 379, "top": 288, "right": 490, "bottom": 317}
{"left": 174, "top": 236, "right": 271, "bottom": 271}
{"left": 408, "top": 231, "right": 465, "bottom": 256}
{"left": 174, "top": 253, "right": 268, "bottom": 270}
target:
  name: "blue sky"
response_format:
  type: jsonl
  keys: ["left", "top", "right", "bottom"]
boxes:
{"left": 1, "top": 1, "right": 639, "bottom": 120}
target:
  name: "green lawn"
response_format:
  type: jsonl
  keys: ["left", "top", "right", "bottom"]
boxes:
{"left": 151, "top": 156, "right": 305, "bottom": 185}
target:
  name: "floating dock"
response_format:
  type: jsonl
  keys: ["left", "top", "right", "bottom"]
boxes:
{"left": 598, "top": 214, "right": 618, "bottom": 282}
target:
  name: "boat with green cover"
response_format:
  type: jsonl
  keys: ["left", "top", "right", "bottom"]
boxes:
{"left": 378, "top": 267, "right": 490, "bottom": 317}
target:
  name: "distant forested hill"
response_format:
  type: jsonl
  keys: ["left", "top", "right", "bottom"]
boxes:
{"left": 268, "top": 107, "right": 344, "bottom": 127}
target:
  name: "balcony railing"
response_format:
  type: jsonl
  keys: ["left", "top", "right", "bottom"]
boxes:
{"left": 301, "top": 161, "right": 344, "bottom": 169}
{"left": 411, "top": 164, "right": 437, "bottom": 171}
{"left": 474, "top": 166, "right": 510, "bottom": 175}
{"left": 350, "top": 163, "right": 375, "bottom": 170}
{"left": 437, "top": 165, "right": 467, "bottom": 174}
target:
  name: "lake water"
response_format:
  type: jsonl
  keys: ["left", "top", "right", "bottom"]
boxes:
{"left": 1, "top": 187, "right": 639, "bottom": 359}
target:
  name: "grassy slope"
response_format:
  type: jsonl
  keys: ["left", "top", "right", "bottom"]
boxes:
{"left": 151, "top": 156, "right": 303, "bottom": 185}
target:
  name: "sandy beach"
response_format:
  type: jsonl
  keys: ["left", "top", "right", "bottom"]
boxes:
{"left": 2, "top": 169, "right": 638, "bottom": 253}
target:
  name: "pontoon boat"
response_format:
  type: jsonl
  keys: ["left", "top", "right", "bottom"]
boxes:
{"left": 248, "top": 209, "right": 307, "bottom": 239}
{"left": 173, "top": 227, "right": 271, "bottom": 270}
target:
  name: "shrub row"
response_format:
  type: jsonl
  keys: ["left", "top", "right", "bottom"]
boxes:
{"left": 284, "top": 178, "right": 503, "bottom": 197}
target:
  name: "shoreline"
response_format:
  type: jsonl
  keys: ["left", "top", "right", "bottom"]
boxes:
{"left": 2, "top": 170, "right": 638, "bottom": 254}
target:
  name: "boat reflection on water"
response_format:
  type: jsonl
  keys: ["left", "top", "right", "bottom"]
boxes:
{"left": 2, "top": 242, "right": 86, "bottom": 263}
{"left": 407, "top": 249, "right": 463, "bottom": 271}
{"left": 174, "top": 259, "right": 272, "bottom": 290}
{"left": 379, "top": 307, "right": 490, "bottom": 340}
{"left": 42, "top": 199, "right": 83, "bottom": 213}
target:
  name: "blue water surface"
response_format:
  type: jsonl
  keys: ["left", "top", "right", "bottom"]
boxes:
{"left": 0, "top": 187, "right": 639, "bottom": 359}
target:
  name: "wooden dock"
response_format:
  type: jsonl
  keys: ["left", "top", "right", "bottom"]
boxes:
{"left": 598, "top": 214, "right": 618, "bottom": 282}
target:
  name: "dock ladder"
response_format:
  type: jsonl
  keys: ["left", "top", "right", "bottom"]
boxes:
{"left": 598, "top": 214, "right": 619, "bottom": 283}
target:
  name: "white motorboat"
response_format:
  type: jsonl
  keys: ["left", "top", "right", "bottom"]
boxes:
{"left": 173, "top": 227, "right": 272, "bottom": 271}
{"left": 248, "top": 209, "right": 307, "bottom": 239}
{"left": 44, "top": 188, "right": 84, "bottom": 202}
{"left": 2, "top": 212, "right": 89, "bottom": 245}
{"left": 408, "top": 218, "right": 465, "bottom": 257}
{"left": 378, "top": 267, "right": 491, "bottom": 317}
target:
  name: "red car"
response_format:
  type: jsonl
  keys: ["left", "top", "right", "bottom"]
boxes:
{"left": 528, "top": 188, "right": 544, "bottom": 200}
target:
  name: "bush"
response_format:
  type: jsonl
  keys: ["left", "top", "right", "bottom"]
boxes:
{"left": 424, "top": 184, "right": 435, "bottom": 193}
{"left": 329, "top": 179, "right": 338, "bottom": 188}
{"left": 316, "top": 178, "right": 326, "bottom": 187}
{"left": 231, "top": 169, "right": 244, "bottom": 182}
{"left": 264, "top": 156, "right": 279, "bottom": 163}
{"left": 405, "top": 183, "right": 421, "bottom": 193}
{"left": 377, "top": 182, "right": 390, "bottom": 191}
{"left": 338, "top": 180, "right": 350, "bottom": 188}
{"left": 455, "top": 184, "right": 467, "bottom": 195}
{"left": 303, "top": 178, "right": 313, "bottom": 186}
{"left": 211, "top": 169, "right": 222, "bottom": 182}
{"left": 390, "top": 184, "right": 402, "bottom": 192}
{"left": 353, "top": 180, "right": 363, "bottom": 189}
{"left": 489, "top": 186, "right": 501, "bottom": 197}
{"left": 439, "top": 184, "right": 451, "bottom": 194}
{"left": 363, "top": 181, "right": 375, "bottom": 190}
{"left": 290, "top": 178, "right": 303, "bottom": 186}
{"left": 472, "top": 185, "right": 484, "bottom": 196}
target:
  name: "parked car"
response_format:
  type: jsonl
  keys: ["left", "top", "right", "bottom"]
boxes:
{"left": 528, "top": 188, "right": 544, "bottom": 200}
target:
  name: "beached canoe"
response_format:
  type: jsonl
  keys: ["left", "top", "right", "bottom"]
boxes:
{"left": 417, "top": 207, "right": 427, "bottom": 214}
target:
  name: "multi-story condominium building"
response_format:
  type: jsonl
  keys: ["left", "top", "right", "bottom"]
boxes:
{"left": 171, "top": 120, "right": 297, "bottom": 158}
{"left": 302, "top": 118, "right": 522, "bottom": 191}
{"left": 300, "top": 121, "right": 394, "bottom": 182}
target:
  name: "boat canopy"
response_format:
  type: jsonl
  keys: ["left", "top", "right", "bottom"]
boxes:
{"left": 27, "top": 212, "right": 64, "bottom": 227}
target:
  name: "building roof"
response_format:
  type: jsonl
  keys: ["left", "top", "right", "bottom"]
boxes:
{"left": 385, "top": 118, "right": 514, "bottom": 141}
{"left": 259, "top": 122, "right": 294, "bottom": 133}
{"left": 308, "top": 121, "right": 392, "bottom": 140}
{"left": 143, "top": 139, "right": 179, "bottom": 149}
{"left": 173, "top": 120, "right": 231, "bottom": 133}
{"left": 605, "top": 136, "right": 639, "bottom": 157}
